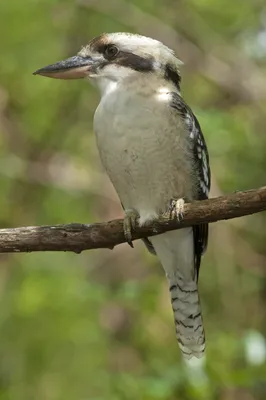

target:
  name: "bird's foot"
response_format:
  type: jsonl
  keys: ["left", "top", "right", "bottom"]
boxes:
{"left": 123, "top": 208, "right": 139, "bottom": 248}
{"left": 164, "top": 198, "right": 185, "bottom": 221}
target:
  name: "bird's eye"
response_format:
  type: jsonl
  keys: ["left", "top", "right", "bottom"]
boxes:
{"left": 104, "top": 45, "right": 119, "bottom": 59}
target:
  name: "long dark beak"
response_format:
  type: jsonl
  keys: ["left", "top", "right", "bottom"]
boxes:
{"left": 33, "top": 56, "right": 95, "bottom": 79}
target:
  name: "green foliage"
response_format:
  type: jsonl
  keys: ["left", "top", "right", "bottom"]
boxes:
{"left": 0, "top": 0, "right": 266, "bottom": 399}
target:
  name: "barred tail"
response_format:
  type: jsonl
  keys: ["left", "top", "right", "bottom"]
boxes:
{"left": 149, "top": 228, "right": 206, "bottom": 359}
{"left": 169, "top": 276, "right": 205, "bottom": 359}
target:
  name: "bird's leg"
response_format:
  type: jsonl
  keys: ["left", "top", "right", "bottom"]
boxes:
{"left": 164, "top": 198, "right": 185, "bottom": 221}
{"left": 123, "top": 208, "right": 139, "bottom": 248}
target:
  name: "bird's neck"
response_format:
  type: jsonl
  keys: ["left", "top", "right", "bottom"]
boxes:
{"left": 95, "top": 74, "right": 180, "bottom": 101}
{"left": 94, "top": 77, "right": 118, "bottom": 98}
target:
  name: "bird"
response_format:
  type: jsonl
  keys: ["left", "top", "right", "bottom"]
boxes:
{"left": 33, "top": 32, "right": 211, "bottom": 359}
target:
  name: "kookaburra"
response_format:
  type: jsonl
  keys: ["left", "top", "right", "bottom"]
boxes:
{"left": 34, "top": 32, "right": 211, "bottom": 359}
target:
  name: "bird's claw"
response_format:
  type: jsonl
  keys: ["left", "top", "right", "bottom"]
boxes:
{"left": 123, "top": 208, "right": 139, "bottom": 248}
{"left": 164, "top": 198, "right": 185, "bottom": 221}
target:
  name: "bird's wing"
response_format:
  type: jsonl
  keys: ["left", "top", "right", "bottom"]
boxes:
{"left": 171, "top": 92, "right": 210, "bottom": 277}
{"left": 144, "top": 92, "right": 211, "bottom": 277}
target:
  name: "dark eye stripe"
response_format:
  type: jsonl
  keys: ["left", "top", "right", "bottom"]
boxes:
{"left": 98, "top": 50, "right": 154, "bottom": 72}
{"left": 164, "top": 64, "right": 181, "bottom": 90}
{"left": 97, "top": 44, "right": 109, "bottom": 54}
{"left": 91, "top": 35, "right": 154, "bottom": 72}
{"left": 111, "top": 51, "right": 154, "bottom": 72}
{"left": 95, "top": 43, "right": 154, "bottom": 72}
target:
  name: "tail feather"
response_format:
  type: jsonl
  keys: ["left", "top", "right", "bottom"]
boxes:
{"left": 149, "top": 228, "right": 206, "bottom": 359}
{"left": 169, "top": 276, "right": 205, "bottom": 359}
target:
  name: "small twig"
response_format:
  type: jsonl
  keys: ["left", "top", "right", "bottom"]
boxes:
{"left": 0, "top": 187, "right": 265, "bottom": 254}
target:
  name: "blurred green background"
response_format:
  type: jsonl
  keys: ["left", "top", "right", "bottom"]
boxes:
{"left": 1, "top": 0, "right": 266, "bottom": 399}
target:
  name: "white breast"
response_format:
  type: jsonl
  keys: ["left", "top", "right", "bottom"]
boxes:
{"left": 93, "top": 79, "right": 194, "bottom": 225}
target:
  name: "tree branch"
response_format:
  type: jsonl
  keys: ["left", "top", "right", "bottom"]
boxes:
{"left": 1, "top": 187, "right": 266, "bottom": 254}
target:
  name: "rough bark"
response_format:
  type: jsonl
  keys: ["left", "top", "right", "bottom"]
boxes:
{"left": 0, "top": 187, "right": 265, "bottom": 254}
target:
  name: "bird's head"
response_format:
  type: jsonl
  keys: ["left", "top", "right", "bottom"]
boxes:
{"left": 34, "top": 32, "right": 183, "bottom": 92}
